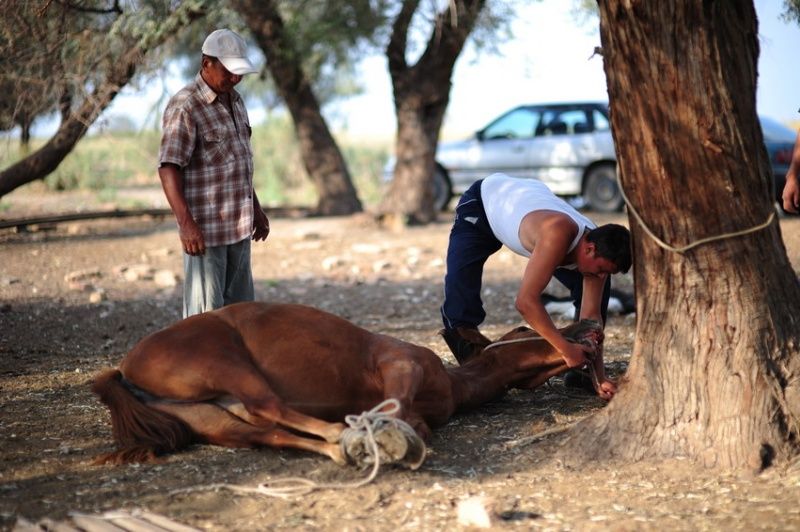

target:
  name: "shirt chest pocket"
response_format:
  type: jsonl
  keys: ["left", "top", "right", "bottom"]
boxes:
{"left": 201, "top": 128, "right": 234, "bottom": 167}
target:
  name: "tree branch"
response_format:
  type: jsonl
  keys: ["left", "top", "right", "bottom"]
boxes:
{"left": 0, "top": 0, "right": 211, "bottom": 198}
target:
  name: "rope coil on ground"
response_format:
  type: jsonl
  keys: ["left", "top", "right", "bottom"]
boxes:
{"left": 169, "top": 399, "right": 425, "bottom": 500}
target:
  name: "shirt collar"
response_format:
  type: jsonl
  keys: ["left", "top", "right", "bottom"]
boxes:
{"left": 194, "top": 73, "right": 241, "bottom": 105}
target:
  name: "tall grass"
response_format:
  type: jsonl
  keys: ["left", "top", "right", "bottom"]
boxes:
{"left": 0, "top": 117, "right": 391, "bottom": 209}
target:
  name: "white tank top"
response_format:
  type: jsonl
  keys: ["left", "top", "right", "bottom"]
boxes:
{"left": 481, "top": 173, "right": 595, "bottom": 262}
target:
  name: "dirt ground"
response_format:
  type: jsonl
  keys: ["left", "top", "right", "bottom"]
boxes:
{"left": 2, "top": 188, "right": 800, "bottom": 531}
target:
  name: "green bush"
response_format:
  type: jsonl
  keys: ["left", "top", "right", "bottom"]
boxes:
{"left": 2, "top": 119, "right": 389, "bottom": 209}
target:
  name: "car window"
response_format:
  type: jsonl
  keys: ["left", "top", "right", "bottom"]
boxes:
{"left": 536, "top": 109, "right": 593, "bottom": 136}
{"left": 482, "top": 108, "right": 540, "bottom": 140}
{"left": 593, "top": 110, "right": 610, "bottom": 131}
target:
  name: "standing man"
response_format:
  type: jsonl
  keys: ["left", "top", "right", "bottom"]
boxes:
{"left": 159, "top": 29, "right": 270, "bottom": 317}
{"left": 440, "top": 173, "right": 632, "bottom": 399}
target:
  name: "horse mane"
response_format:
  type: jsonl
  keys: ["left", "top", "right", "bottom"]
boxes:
{"left": 91, "top": 369, "right": 195, "bottom": 464}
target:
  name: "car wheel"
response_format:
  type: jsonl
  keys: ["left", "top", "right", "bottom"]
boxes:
{"left": 583, "top": 164, "right": 623, "bottom": 212}
{"left": 433, "top": 166, "right": 453, "bottom": 211}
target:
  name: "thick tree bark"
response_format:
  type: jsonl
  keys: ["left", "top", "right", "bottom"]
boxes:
{"left": 379, "top": 0, "right": 485, "bottom": 224}
{"left": 234, "top": 0, "right": 362, "bottom": 216}
{"left": 563, "top": 1, "right": 800, "bottom": 470}
{"left": 0, "top": 1, "right": 209, "bottom": 199}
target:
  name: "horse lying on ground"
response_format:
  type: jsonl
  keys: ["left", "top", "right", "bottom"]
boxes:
{"left": 92, "top": 302, "right": 601, "bottom": 467}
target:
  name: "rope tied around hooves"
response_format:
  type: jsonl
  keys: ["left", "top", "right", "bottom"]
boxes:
{"left": 170, "top": 399, "right": 426, "bottom": 500}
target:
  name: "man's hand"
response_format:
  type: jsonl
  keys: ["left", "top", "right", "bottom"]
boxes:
{"left": 587, "top": 339, "right": 616, "bottom": 400}
{"left": 783, "top": 175, "right": 799, "bottom": 213}
{"left": 253, "top": 208, "right": 270, "bottom": 241}
{"left": 595, "top": 378, "right": 617, "bottom": 400}
{"left": 560, "top": 341, "right": 593, "bottom": 368}
{"left": 179, "top": 218, "right": 205, "bottom": 256}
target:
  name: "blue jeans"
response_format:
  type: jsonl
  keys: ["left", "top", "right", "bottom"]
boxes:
{"left": 182, "top": 238, "right": 254, "bottom": 318}
{"left": 440, "top": 180, "right": 610, "bottom": 330}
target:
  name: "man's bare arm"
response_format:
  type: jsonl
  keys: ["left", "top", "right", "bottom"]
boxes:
{"left": 515, "top": 215, "right": 593, "bottom": 367}
{"left": 581, "top": 273, "right": 617, "bottom": 399}
{"left": 158, "top": 163, "right": 205, "bottom": 256}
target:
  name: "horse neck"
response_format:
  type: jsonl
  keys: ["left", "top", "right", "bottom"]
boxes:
{"left": 446, "top": 342, "right": 562, "bottom": 409}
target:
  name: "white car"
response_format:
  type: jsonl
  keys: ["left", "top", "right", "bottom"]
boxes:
{"left": 385, "top": 102, "right": 623, "bottom": 212}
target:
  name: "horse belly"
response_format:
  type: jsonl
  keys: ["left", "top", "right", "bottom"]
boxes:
{"left": 263, "top": 367, "right": 386, "bottom": 422}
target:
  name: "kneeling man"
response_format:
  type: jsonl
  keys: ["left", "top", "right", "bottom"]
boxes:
{"left": 440, "top": 173, "right": 632, "bottom": 400}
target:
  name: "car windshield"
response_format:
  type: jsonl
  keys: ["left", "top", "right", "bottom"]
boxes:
{"left": 760, "top": 116, "right": 797, "bottom": 143}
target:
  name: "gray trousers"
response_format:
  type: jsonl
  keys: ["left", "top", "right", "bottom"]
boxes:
{"left": 182, "top": 238, "right": 254, "bottom": 318}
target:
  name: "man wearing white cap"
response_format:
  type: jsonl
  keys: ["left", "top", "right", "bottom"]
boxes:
{"left": 158, "top": 29, "right": 270, "bottom": 317}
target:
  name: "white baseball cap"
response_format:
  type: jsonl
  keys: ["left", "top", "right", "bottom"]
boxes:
{"left": 201, "top": 29, "right": 257, "bottom": 75}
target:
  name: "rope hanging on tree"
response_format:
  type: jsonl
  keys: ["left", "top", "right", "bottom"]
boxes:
{"left": 619, "top": 178, "right": 776, "bottom": 254}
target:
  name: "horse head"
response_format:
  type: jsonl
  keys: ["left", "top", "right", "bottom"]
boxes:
{"left": 559, "top": 319, "right": 603, "bottom": 353}
{"left": 484, "top": 319, "right": 604, "bottom": 391}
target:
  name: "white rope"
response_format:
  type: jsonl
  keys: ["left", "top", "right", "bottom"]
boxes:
{"left": 169, "top": 399, "right": 424, "bottom": 500}
{"left": 483, "top": 335, "right": 543, "bottom": 350}
{"left": 619, "top": 175, "right": 776, "bottom": 254}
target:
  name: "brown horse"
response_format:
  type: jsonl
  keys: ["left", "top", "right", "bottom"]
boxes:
{"left": 92, "top": 302, "right": 601, "bottom": 466}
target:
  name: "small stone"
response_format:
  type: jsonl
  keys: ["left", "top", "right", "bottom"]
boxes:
{"left": 457, "top": 496, "right": 494, "bottom": 528}
{"left": 154, "top": 270, "right": 179, "bottom": 287}
{"left": 89, "top": 290, "right": 106, "bottom": 303}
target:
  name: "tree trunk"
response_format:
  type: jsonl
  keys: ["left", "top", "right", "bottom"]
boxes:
{"left": 19, "top": 118, "right": 31, "bottom": 151}
{"left": 0, "top": 1, "right": 209, "bottom": 199}
{"left": 563, "top": 1, "right": 800, "bottom": 470}
{"left": 379, "top": 0, "right": 485, "bottom": 225}
{"left": 234, "top": 0, "right": 362, "bottom": 216}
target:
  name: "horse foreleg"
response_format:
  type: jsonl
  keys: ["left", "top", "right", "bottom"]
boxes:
{"left": 153, "top": 402, "right": 347, "bottom": 464}
{"left": 376, "top": 358, "right": 434, "bottom": 439}
{"left": 515, "top": 361, "right": 570, "bottom": 391}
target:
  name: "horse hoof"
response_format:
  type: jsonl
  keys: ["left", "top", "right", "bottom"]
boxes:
{"left": 339, "top": 419, "right": 426, "bottom": 469}
{"left": 340, "top": 427, "right": 370, "bottom": 467}
{"left": 398, "top": 430, "right": 425, "bottom": 470}
{"left": 373, "top": 423, "right": 409, "bottom": 463}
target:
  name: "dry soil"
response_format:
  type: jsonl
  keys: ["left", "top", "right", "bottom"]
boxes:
{"left": 2, "top": 189, "right": 800, "bottom": 531}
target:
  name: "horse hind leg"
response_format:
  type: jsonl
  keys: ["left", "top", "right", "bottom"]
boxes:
{"left": 214, "top": 397, "right": 424, "bottom": 468}
{"left": 154, "top": 401, "right": 347, "bottom": 465}
{"left": 212, "top": 373, "right": 347, "bottom": 444}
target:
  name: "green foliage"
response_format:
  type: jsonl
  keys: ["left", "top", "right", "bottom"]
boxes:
{"left": 0, "top": 119, "right": 389, "bottom": 208}
{"left": 783, "top": 0, "right": 800, "bottom": 23}
{"left": 251, "top": 115, "right": 389, "bottom": 207}
{"left": 164, "top": 1, "right": 392, "bottom": 110}
{"left": 0, "top": 0, "right": 213, "bottom": 144}
{"left": 340, "top": 141, "right": 390, "bottom": 206}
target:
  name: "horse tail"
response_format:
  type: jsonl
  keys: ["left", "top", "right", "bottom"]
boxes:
{"left": 91, "top": 368, "right": 195, "bottom": 465}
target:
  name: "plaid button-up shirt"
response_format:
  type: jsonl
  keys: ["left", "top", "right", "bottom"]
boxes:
{"left": 159, "top": 74, "right": 254, "bottom": 247}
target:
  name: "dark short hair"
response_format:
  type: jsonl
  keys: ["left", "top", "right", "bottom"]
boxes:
{"left": 586, "top": 223, "right": 632, "bottom": 273}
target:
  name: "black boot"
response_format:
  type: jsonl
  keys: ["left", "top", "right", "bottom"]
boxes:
{"left": 440, "top": 327, "right": 484, "bottom": 365}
